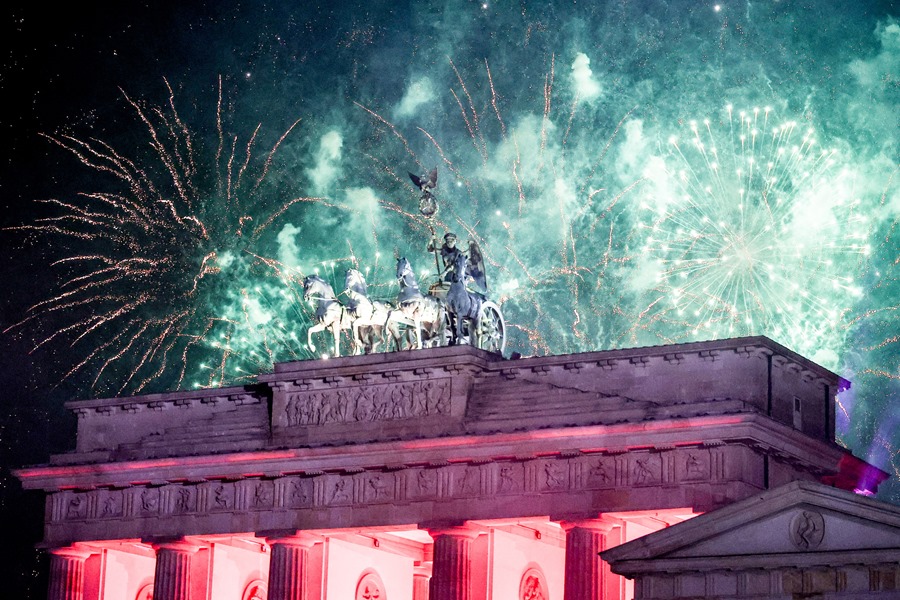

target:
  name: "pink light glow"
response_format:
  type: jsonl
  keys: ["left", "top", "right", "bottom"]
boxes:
{"left": 61, "top": 514, "right": 693, "bottom": 600}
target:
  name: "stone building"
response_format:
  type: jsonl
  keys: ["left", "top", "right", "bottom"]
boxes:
{"left": 602, "top": 480, "right": 900, "bottom": 599}
{"left": 15, "top": 336, "right": 892, "bottom": 600}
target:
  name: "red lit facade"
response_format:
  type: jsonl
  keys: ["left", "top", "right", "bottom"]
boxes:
{"left": 16, "top": 337, "right": 889, "bottom": 600}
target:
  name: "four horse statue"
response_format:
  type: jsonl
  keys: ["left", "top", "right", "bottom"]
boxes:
{"left": 301, "top": 253, "right": 505, "bottom": 358}
{"left": 298, "top": 165, "right": 506, "bottom": 357}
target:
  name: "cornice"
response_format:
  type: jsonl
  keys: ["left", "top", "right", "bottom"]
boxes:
{"left": 16, "top": 412, "right": 844, "bottom": 492}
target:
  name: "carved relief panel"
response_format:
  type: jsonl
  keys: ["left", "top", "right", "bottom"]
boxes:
{"left": 538, "top": 460, "right": 569, "bottom": 492}
{"left": 281, "top": 378, "right": 451, "bottom": 428}
{"left": 411, "top": 468, "right": 440, "bottom": 500}
{"left": 496, "top": 463, "right": 524, "bottom": 494}
{"left": 99, "top": 491, "right": 123, "bottom": 518}
{"left": 520, "top": 567, "right": 548, "bottom": 600}
{"left": 679, "top": 449, "right": 711, "bottom": 481}
{"left": 137, "top": 487, "right": 160, "bottom": 516}
{"left": 454, "top": 464, "right": 483, "bottom": 497}
{"left": 583, "top": 456, "right": 616, "bottom": 489}
{"left": 629, "top": 454, "right": 662, "bottom": 486}
{"left": 285, "top": 476, "right": 314, "bottom": 508}
{"left": 356, "top": 570, "right": 386, "bottom": 600}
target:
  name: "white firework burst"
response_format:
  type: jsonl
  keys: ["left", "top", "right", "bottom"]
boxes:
{"left": 634, "top": 105, "right": 870, "bottom": 362}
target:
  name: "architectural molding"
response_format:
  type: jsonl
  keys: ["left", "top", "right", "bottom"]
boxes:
{"left": 15, "top": 337, "right": 889, "bottom": 600}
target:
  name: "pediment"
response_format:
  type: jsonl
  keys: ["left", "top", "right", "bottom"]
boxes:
{"left": 602, "top": 481, "right": 900, "bottom": 562}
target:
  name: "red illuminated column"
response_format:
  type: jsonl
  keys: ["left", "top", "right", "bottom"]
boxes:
{"left": 413, "top": 564, "right": 432, "bottom": 600}
{"left": 428, "top": 528, "right": 481, "bottom": 600}
{"left": 563, "top": 521, "right": 622, "bottom": 600}
{"left": 47, "top": 546, "right": 93, "bottom": 600}
{"left": 267, "top": 535, "right": 319, "bottom": 600}
{"left": 153, "top": 540, "right": 202, "bottom": 600}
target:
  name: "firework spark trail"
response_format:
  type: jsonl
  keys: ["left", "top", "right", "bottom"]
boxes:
{"left": 484, "top": 59, "right": 506, "bottom": 138}
{"left": 354, "top": 101, "right": 425, "bottom": 172}
{"left": 540, "top": 54, "right": 554, "bottom": 158}
{"left": 3, "top": 81, "right": 341, "bottom": 395}
{"left": 449, "top": 57, "right": 488, "bottom": 163}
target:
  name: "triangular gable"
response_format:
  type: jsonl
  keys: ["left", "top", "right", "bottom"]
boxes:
{"left": 602, "top": 480, "right": 900, "bottom": 563}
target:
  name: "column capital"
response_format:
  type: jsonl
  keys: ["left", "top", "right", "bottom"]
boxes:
{"left": 262, "top": 530, "right": 322, "bottom": 548}
{"left": 48, "top": 545, "right": 95, "bottom": 560}
{"left": 147, "top": 538, "right": 204, "bottom": 554}
{"left": 428, "top": 528, "right": 477, "bottom": 600}
{"left": 559, "top": 519, "right": 618, "bottom": 533}
{"left": 48, "top": 546, "right": 92, "bottom": 600}
{"left": 267, "top": 535, "right": 320, "bottom": 600}
{"left": 424, "top": 525, "right": 483, "bottom": 540}
{"left": 414, "top": 564, "right": 433, "bottom": 577}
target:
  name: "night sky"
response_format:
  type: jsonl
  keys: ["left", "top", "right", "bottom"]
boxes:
{"left": 1, "top": 2, "right": 898, "bottom": 595}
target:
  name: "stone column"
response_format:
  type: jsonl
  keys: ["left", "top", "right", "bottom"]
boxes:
{"left": 428, "top": 528, "right": 481, "bottom": 600}
{"left": 153, "top": 540, "right": 201, "bottom": 600}
{"left": 267, "top": 535, "right": 319, "bottom": 600}
{"left": 413, "top": 564, "right": 432, "bottom": 600}
{"left": 563, "top": 521, "right": 620, "bottom": 600}
{"left": 47, "top": 547, "right": 93, "bottom": 600}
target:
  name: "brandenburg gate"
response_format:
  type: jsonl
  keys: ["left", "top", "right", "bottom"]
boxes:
{"left": 15, "top": 337, "right": 884, "bottom": 600}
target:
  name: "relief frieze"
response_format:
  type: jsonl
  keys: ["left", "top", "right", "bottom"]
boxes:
{"left": 412, "top": 468, "right": 438, "bottom": 500}
{"left": 497, "top": 463, "right": 523, "bottom": 494}
{"left": 211, "top": 483, "right": 233, "bottom": 511}
{"left": 630, "top": 454, "right": 662, "bottom": 486}
{"left": 100, "top": 492, "right": 123, "bottom": 518}
{"left": 365, "top": 474, "right": 394, "bottom": 503}
{"left": 541, "top": 461, "right": 568, "bottom": 491}
{"left": 65, "top": 493, "right": 88, "bottom": 520}
{"left": 680, "top": 450, "right": 711, "bottom": 481}
{"left": 456, "top": 465, "right": 482, "bottom": 497}
{"left": 172, "top": 486, "right": 197, "bottom": 514}
{"left": 252, "top": 481, "right": 275, "bottom": 508}
{"left": 287, "top": 477, "right": 313, "bottom": 508}
{"left": 138, "top": 488, "right": 160, "bottom": 516}
{"left": 47, "top": 447, "right": 726, "bottom": 529}
{"left": 283, "top": 378, "right": 451, "bottom": 427}
{"left": 585, "top": 457, "right": 615, "bottom": 489}
{"left": 327, "top": 476, "right": 353, "bottom": 505}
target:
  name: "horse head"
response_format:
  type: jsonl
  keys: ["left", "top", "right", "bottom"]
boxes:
{"left": 397, "top": 256, "right": 418, "bottom": 287}
{"left": 451, "top": 252, "right": 468, "bottom": 284}
{"left": 345, "top": 269, "right": 368, "bottom": 298}
{"left": 396, "top": 257, "right": 414, "bottom": 282}
{"left": 303, "top": 274, "right": 334, "bottom": 302}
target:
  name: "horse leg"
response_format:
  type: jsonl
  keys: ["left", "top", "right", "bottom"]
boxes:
{"left": 352, "top": 321, "right": 363, "bottom": 355}
{"left": 330, "top": 322, "right": 341, "bottom": 357}
{"left": 370, "top": 326, "right": 382, "bottom": 353}
{"left": 415, "top": 320, "right": 424, "bottom": 350}
{"left": 308, "top": 323, "right": 323, "bottom": 353}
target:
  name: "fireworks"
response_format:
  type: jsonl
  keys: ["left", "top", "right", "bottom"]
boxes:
{"left": 5, "top": 78, "right": 326, "bottom": 395}
{"left": 4, "top": 60, "right": 898, "bottom": 501}
{"left": 631, "top": 106, "right": 870, "bottom": 363}
{"left": 355, "top": 56, "right": 645, "bottom": 357}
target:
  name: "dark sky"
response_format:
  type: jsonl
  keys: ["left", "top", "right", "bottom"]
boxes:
{"left": 1, "top": 2, "right": 898, "bottom": 596}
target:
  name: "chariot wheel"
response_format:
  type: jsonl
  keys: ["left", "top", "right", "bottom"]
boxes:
{"left": 475, "top": 301, "right": 505, "bottom": 354}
